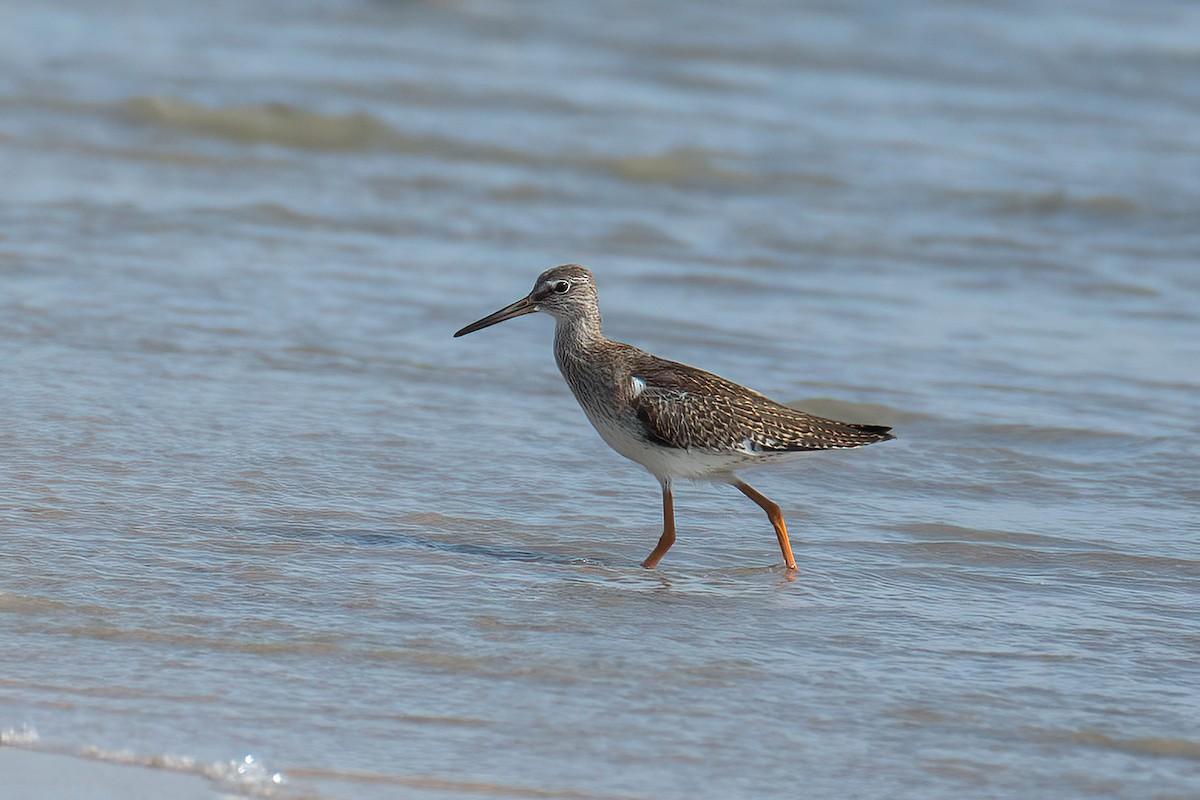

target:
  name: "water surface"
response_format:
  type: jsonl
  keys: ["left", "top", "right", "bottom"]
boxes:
{"left": 2, "top": 1, "right": 1199, "bottom": 798}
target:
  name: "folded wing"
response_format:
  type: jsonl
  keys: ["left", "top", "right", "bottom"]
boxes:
{"left": 627, "top": 352, "right": 893, "bottom": 453}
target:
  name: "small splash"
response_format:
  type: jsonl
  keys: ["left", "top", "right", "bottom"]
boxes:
{"left": 67, "top": 745, "right": 285, "bottom": 796}
{"left": 208, "top": 753, "right": 286, "bottom": 794}
{"left": 0, "top": 723, "right": 39, "bottom": 745}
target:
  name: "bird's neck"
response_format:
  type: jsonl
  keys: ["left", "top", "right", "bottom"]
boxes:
{"left": 553, "top": 309, "right": 605, "bottom": 366}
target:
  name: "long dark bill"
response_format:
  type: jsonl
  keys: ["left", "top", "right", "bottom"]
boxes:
{"left": 453, "top": 295, "right": 538, "bottom": 337}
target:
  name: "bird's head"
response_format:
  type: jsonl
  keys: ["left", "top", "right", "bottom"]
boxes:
{"left": 453, "top": 264, "right": 597, "bottom": 337}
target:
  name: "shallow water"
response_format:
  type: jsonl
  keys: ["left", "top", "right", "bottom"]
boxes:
{"left": 3, "top": 1, "right": 1200, "bottom": 798}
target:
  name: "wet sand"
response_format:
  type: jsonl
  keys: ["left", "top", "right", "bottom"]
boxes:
{"left": 0, "top": 746, "right": 223, "bottom": 800}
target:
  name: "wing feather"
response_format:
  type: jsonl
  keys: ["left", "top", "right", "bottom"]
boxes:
{"left": 627, "top": 351, "right": 893, "bottom": 452}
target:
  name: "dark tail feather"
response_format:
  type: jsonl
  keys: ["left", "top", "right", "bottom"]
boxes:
{"left": 779, "top": 418, "right": 896, "bottom": 451}
{"left": 853, "top": 423, "right": 895, "bottom": 443}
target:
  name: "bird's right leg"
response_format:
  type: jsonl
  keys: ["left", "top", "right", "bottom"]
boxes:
{"left": 641, "top": 480, "right": 675, "bottom": 569}
{"left": 732, "top": 479, "right": 798, "bottom": 571}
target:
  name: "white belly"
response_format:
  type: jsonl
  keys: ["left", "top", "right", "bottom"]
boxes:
{"left": 583, "top": 407, "right": 765, "bottom": 482}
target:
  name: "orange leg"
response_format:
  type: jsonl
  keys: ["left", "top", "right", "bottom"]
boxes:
{"left": 641, "top": 481, "right": 675, "bottom": 569}
{"left": 733, "top": 480, "right": 798, "bottom": 571}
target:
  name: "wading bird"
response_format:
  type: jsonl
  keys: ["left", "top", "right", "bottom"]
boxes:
{"left": 454, "top": 265, "right": 893, "bottom": 570}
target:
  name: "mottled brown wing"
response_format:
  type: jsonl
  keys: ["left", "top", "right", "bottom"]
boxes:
{"left": 628, "top": 352, "right": 893, "bottom": 452}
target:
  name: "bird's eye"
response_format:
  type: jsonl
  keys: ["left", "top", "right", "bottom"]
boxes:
{"left": 553, "top": 280, "right": 570, "bottom": 294}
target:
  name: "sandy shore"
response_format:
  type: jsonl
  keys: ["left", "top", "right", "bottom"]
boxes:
{"left": 0, "top": 746, "right": 224, "bottom": 800}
